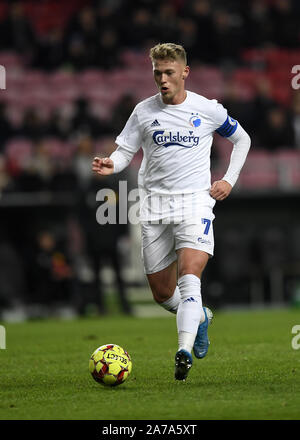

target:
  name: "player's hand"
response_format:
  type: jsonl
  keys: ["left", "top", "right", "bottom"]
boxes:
{"left": 92, "top": 156, "right": 114, "bottom": 176}
{"left": 210, "top": 180, "right": 232, "bottom": 201}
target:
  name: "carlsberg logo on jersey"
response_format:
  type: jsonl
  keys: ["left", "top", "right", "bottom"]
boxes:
{"left": 153, "top": 130, "right": 200, "bottom": 148}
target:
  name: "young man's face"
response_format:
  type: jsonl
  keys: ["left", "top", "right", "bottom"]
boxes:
{"left": 152, "top": 58, "right": 189, "bottom": 105}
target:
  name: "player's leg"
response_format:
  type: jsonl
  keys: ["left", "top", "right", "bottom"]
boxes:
{"left": 176, "top": 248, "right": 208, "bottom": 342}
{"left": 177, "top": 247, "right": 209, "bottom": 278}
{"left": 177, "top": 247, "right": 213, "bottom": 359}
{"left": 173, "top": 248, "right": 208, "bottom": 379}
{"left": 173, "top": 215, "right": 215, "bottom": 380}
{"left": 142, "top": 223, "right": 180, "bottom": 313}
{"left": 146, "top": 260, "right": 179, "bottom": 313}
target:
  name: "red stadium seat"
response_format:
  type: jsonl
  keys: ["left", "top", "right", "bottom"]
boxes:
{"left": 78, "top": 70, "right": 105, "bottom": 87}
{"left": 265, "top": 49, "right": 290, "bottom": 70}
{"left": 89, "top": 100, "right": 115, "bottom": 121}
{"left": 266, "top": 70, "right": 293, "bottom": 106}
{"left": 5, "top": 104, "right": 24, "bottom": 126}
{"left": 42, "top": 138, "right": 74, "bottom": 160}
{"left": 94, "top": 136, "right": 116, "bottom": 155}
{"left": 289, "top": 50, "right": 300, "bottom": 67}
{"left": 241, "top": 48, "right": 266, "bottom": 66}
{"left": 23, "top": 70, "right": 48, "bottom": 85}
{"left": 49, "top": 71, "right": 76, "bottom": 88}
{"left": 5, "top": 139, "right": 33, "bottom": 172}
{"left": 21, "top": 0, "right": 92, "bottom": 36}
{"left": 275, "top": 149, "right": 300, "bottom": 187}
{"left": 191, "top": 66, "right": 223, "bottom": 83}
{"left": 48, "top": 72, "right": 79, "bottom": 107}
{"left": 0, "top": 51, "right": 24, "bottom": 69}
{"left": 121, "top": 50, "right": 150, "bottom": 68}
{"left": 239, "top": 150, "right": 278, "bottom": 189}
{"left": 188, "top": 67, "right": 225, "bottom": 100}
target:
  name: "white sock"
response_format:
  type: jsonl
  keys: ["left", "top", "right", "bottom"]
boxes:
{"left": 176, "top": 274, "right": 205, "bottom": 353}
{"left": 160, "top": 286, "right": 180, "bottom": 314}
{"left": 178, "top": 331, "right": 196, "bottom": 353}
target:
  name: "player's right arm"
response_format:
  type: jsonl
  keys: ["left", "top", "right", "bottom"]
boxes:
{"left": 92, "top": 107, "right": 142, "bottom": 177}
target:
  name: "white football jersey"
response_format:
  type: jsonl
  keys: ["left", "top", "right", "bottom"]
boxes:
{"left": 114, "top": 90, "right": 239, "bottom": 221}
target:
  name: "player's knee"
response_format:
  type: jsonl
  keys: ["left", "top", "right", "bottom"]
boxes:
{"left": 178, "top": 266, "right": 203, "bottom": 279}
{"left": 178, "top": 256, "right": 208, "bottom": 279}
{"left": 150, "top": 284, "right": 174, "bottom": 304}
{"left": 147, "top": 269, "right": 177, "bottom": 304}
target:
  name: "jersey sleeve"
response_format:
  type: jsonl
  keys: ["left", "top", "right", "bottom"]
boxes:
{"left": 115, "top": 108, "right": 143, "bottom": 152}
{"left": 222, "top": 124, "right": 251, "bottom": 187}
{"left": 111, "top": 108, "right": 143, "bottom": 173}
{"left": 213, "top": 102, "right": 239, "bottom": 138}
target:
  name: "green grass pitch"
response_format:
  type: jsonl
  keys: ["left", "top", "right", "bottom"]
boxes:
{"left": 0, "top": 308, "right": 299, "bottom": 420}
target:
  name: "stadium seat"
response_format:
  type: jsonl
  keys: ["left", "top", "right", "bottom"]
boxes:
{"left": 241, "top": 48, "right": 267, "bottom": 66}
{"left": 94, "top": 136, "right": 116, "bottom": 155}
{"left": 231, "top": 69, "right": 268, "bottom": 101}
{"left": 0, "top": 51, "right": 24, "bottom": 69}
{"left": 289, "top": 50, "right": 300, "bottom": 67}
{"left": 275, "top": 149, "right": 300, "bottom": 188}
{"left": 5, "top": 104, "right": 24, "bottom": 126}
{"left": 23, "top": 70, "right": 48, "bottom": 85}
{"left": 78, "top": 70, "right": 105, "bottom": 88}
{"left": 232, "top": 69, "right": 266, "bottom": 88}
{"left": 239, "top": 150, "right": 278, "bottom": 189}
{"left": 49, "top": 71, "right": 76, "bottom": 89}
{"left": 265, "top": 49, "right": 290, "bottom": 70}
{"left": 20, "top": 0, "right": 91, "bottom": 36}
{"left": 121, "top": 50, "right": 150, "bottom": 68}
{"left": 48, "top": 72, "right": 79, "bottom": 108}
{"left": 42, "top": 137, "right": 74, "bottom": 160}
{"left": 188, "top": 67, "right": 224, "bottom": 100}
{"left": 266, "top": 70, "right": 292, "bottom": 106}
{"left": 89, "top": 101, "right": 114, "bottom": 120}
{"left": 5, "top": 138, "right": 33, "bottom": 171}
{"left": 191, "top": 66, "right": 223, "bottom": 83}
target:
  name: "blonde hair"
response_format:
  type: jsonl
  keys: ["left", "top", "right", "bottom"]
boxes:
{"left": 149, "top": 43, "right": 187, "bottom": 65}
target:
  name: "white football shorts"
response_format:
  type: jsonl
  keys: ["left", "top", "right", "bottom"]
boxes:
{"left": 141, "top": 207, "right": 215, "bottom": 275}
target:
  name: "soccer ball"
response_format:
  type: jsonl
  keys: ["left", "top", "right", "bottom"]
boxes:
{"left": 89, "top": 344, "right": 132, "bottom": 386}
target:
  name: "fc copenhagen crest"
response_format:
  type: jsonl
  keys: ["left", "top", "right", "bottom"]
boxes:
{"left": 189, "top": 113, "right": 201, "bottom": 128}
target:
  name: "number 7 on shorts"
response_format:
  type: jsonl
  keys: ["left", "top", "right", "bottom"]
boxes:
{"left": 201, "top": 218, "right": 211, "bottom": 235}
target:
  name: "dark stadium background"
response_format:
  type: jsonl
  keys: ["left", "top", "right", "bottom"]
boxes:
{"left": 0, "top": 0, "right": 299, "bottom": 320}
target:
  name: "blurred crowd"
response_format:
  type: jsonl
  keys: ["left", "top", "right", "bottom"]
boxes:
{"left": 0, "top": 94, "right": 137, "bottom": 193}
{"left": 0, "top": 0, "right": 299, "bottom": 195}
{"left": 0, "top": 0, "right": 299, "bottom": 317}
{"left": 0, "top": 0, "right": 300, "bottom": 70}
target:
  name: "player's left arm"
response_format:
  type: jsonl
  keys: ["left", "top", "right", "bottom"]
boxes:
{"left": 210, "top": 114, "right": 251, "bottom": 201}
